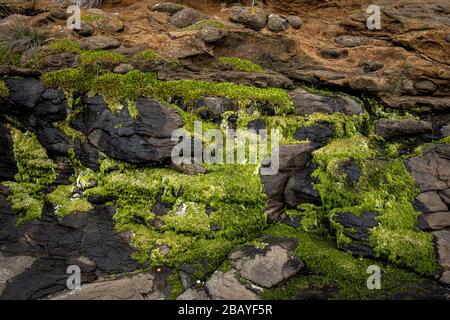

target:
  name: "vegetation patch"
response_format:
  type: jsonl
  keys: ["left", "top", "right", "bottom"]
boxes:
{"left": 47, "top": 185, "right": 93, "bottom": 218}
{"left": 0, "top": 80, "right": 9, "bottom": 97}
{"left": 219, "top": 56, "right": 265, "bottom": 73}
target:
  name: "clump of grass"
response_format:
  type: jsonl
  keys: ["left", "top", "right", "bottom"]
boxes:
{"left": 0, "top": 80, "right": 8, "bottom": 97}
{"left": 46, "top": 38, "right": 81, "bottom": 55}
{"left": 0, "top": 16, "right": 48, "bottom": 65}
{"left": 219, "top": 56, "right": 265, "bottom": 73}
{"left": 183, "top": 19, "right": 228, "bottom": 31}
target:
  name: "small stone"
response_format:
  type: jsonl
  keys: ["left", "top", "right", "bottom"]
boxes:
{"left": 267, "top": 14, "right": 289, "bottom": 32}
{"left": 414, "top": 80, "right": 438, "bottom": 94}
{"left": 159, "top": 244, "right": 171, "bottom": 257}
{"left": 287, "top": 15, "right": 302, "bottom": 29}
{"left": 446, "top": 34, "right": 450, "bottom": 42}
{"left": 113, "top": 63, "right": 133, "bottom": 74}
{"left": 335, "top": 35, "right": 372, "bottom": 47}
{"left": 80, "top": 36, "right": 120, "bottom": 50}
{"left": 418, "top": 212, "right": 450, "bottom": 231}
{"left": 228, "top": 6, "right": 267, "bottom": 31}
{"left": 170, "top": 8, "right": 206, "bottom": 28}
{"left": 75, "top": 22, "right": 94, "bottom": 37}
{"left": 151, "top": 2, "right": 185, "bottom": 13}
{"left": 414, "top": 191, "right": 448, "bottom": 213}
{"left": 320, "top": 49, "right": 348, "bottom": 59}
{"left": 205, "top": 270, "right": 260, "bottom": 300}
{"left": 173, "top": 163, "right": 207, "bottom": 175}
{"left": 198, "top": 26, "right": 227, "bottom": 43}
{"left": 96, "top": 16, "right": 124, "bottom": 33}
{"left": 364, "top": 61, "right": 384, "bottom": 73}
{"left": 49, "top": 8, "right": 67, "bottom": 20}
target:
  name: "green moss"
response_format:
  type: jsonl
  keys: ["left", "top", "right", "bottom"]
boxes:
{"left": 182, "top": 19, "right": 228, "bottom": 31}
{"left": 46, "top": 39, "right": 81, "bottom": 54}
{"left": 132, "top": 49, "right": 180, "bottom": 68}
{"left": 167, "top": 271, "right": 184, "bottom": 300}
{"left": 42, "top": 69, "right": 294, "bottom": 115}
{"left": 262, "top": 224, "right": 436, "bottom": 300}
{"left": 2, "top": 128, "right": 56, "bottom": 225}
{"left": 47, "top": 185, "right": 93, "bottom": 218}
{"left": 0, "top": 80, "right": 9, "bottom": 97}
{"left": 0, "top": 44, "right": 21, "bottom": 66}
{"left": 219, "top": 57, "right": 265, "bottom": 73}
{"left": 80, "top": 50, "right": 127, "bottom": 71}
{"left": 80, "top": 14, "right": 100, "bottom": 23}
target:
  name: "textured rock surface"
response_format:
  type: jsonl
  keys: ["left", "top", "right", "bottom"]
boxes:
{"left": 229, "top": 6, "right": 268, "bottom": 30}
{"left": 205, "top": 270, "right": 260, "bottom": 300}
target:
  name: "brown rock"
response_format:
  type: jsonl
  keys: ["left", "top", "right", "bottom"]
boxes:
{"left": 414, "top": 191, "right": 448, "bottom": 213}
{"left": 418, "top": 212, "right": 450, "bottom": 230}
{"left": 205, "top": 270, "right": 259, "bottom": 300}
{"left": 375, "top": 120, "right": 433, "bottom": 139}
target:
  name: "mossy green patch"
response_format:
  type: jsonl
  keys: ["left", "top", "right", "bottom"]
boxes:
{"left": 219, "top": 56, "right": 265, "bottom": 73}
{"left": 80, "top": 14, "right": 101, "bottom": 23}
{"left": 2, "top": 128, "right": 56, "bottom": 225}
{"left": 0, "top": 80, "right": 8, "bottom": 97}
{"left": 262, "top": 224, "right": 436, "bottom": 299}
{"left": 79, "top": 50, "right": 127, "bottom": 72}
{"left": 47, "top": 185, "right": 92, "bottom": 218}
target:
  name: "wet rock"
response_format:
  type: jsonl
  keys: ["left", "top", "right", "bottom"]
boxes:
{"left": 286, "top": 15, "right": 302, "bottom": 29}
{"left": 51, "top": 271, "right": 170, "bottom": 300}
{"left": 414, "top": 80, "right": 438, "bottom": 94}
{"left": 418, "top": 212, "right": 450, "bottom": 231}
{"left": 205, "top": 270, "right": 260, "bottom": 300}
{"left": 79, "top": 36, "right": 120, "bottom": 50}
{"left": 192, "top": 97, "right": 238, "bottom": 120}
{"left": 335, "top": 36, "right": 372, "bottom": 47}
{"left": 320, "top": 49, "right": 348, "bottom": 59}
{"left": 198, "top": 26, "right": 227, "bottom": 43}
{"left": 170, "top": 8, "right": 206, "bottom": 29}
{"left": 96, "top": 16, "right": 124, "bottom": 33}
{"left": 113, "top": 63, "right": 133, "bottom": 74}
{"left": 74, "top": 96, "right": 184, "bottom": 165}
{"left": 5, "top": 78, "right": 44, "bottom": 109}
{"left": 229, "top": 6, "right": 267, "bottom": 31}
{"left": 35, "top": 122, "right": 72, "bottom": 156}
{"left": 364, "top": 61, "right": 384, "bottom": 73}
{"left": 0, "top": 122, "right": 18, "bottom": 181}
{"left": 151, "top": 2, "right": 184, "bottom": 13}
{"left": 334, "top": 212, "right": 380, "bottom": 242}
{"left": 229, "top": 237, "right": 303, "bottom": 288}
{"left": 289, "top": 88, "right": 362, "bottom": 116}
{"left": 293, "top": 123, "right": 334, "bottom": 145}
{"left": 75, "top": 22, "right": 94, "bottom": 37}
{"left": 414, "top": 191, "right": 448, "bottom": 213}
{"left": 375, "top": 119, "right": 433, "bottom": 139}
{"left": 267, "top": 14, "right": 289, "bottom": 32}
{"left": 177, "top": 288, "right": 210, "bottom": 300}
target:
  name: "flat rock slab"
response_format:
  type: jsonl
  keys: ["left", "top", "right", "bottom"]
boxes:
{"left": 375, "top": 119, "right": 433, "bottom": 139}
{"left": 229, "top": 237, "right": 303, "bottom": 288}
{"left": 205, "top": 270, "right": 260, "bottom": 300}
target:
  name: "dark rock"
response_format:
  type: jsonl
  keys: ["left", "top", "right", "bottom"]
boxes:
{"left": 414, "top": 80, "right": 438, "bottom": 94}
{"left": 439, "top": 189, "right": 450, "bottom": 207}
{"left": 281, "top": 214, "right": 303, "bottom": 228}
{"left": 74, "top": 96, "right": 184, "bottom": 165}
{"left": 0, "top": 122, "right": 18, "bottom": 181}
{"left": 267, "top": 14, "right": 289, "bottom": 32}
{"left": 151, "top": 2, "right": 184, "bottom": 13}
{"left": 339, "top": 242, "right": 376, "bottom": 258}
{"left": 293, "top": 123, "right": 334, "bottom": 145}
{"left": 289, "top": 88, "right": 362, "bottom": 116}
{"left": 87, "top": 194, "right": 115, "bottom": 205}
{"left": 248, "top": 119, "right": 265, "bottom": 132}
{"left": 295, "top": 286, "right": 340, "bottom": 300}
{"left": 169, "top": 8, "right": 206, "bottom": 28}
{"left": 152, "top": 189, "right": 174, "bottom": 216}
{"left": 432, "top": 229, "right": 450, "bottom": 281}
{"left": 284, "top": 168, "right": 320, "bottom": 207}
{"left": 276, "top": 143, "right": 316, "bottom": 172}
{"left": 375, "top": 119, "right": 433, "bottom": 139}
{"left": 340, "top": 160, "right": 361, "bottom": 186}
{"left": 229, "top": 237, "right": 303, "bottom": 288}
{"left": 210, "top": 221, "right": 222, "bottom": 231}
{"left": 75, "top": 22, "right": 94, "bottom": 37}
{"left": 198, "top": 26, "right": 228, "bottom": 43}
{"left": 414, "top": 191, "right": 448, "bottom": 213}
{"left": 49, "top": 8, "right": 67, "bottom": 20}
{"left": 286, "top": 15, "right": 302, "bottom": 29}
{"left": 79, "top": 36, "right": 120, "bottom": 50}
{"left": 364, "top": 61, "right": 384, "bottom": 73}
{"left": 34, "top": 89, "right": 68, "bottom": 122}
{"left": 35, "top": 122, "right": 72, "bottom": 156}
{"left": 334, "top": 212, "right": 380, "bottom": 241}
{"left": 440, "top": 124, "right": 450, "bottom": 138}
{"left": 5, "top": 78, "right": 44, "bottom": 109}
{"left": 192, "top": 97, "right": 238, "bottom": 120}
{"left": 177, "top": 288, "right": 210, "bottom": 300}
{"left": 320, "top": 49, "right": 348, "bottom": 59}
{"left": 228, "top": 6, "right": 267, "bottom": 31}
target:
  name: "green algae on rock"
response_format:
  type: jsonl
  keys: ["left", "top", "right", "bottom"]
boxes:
{"left": 219, "top": 57, "right": 265, "bottom": 73}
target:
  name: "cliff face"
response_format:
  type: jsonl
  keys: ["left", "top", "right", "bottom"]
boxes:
{"left": 0, "top": 0, "right": 449, "bottom": 300}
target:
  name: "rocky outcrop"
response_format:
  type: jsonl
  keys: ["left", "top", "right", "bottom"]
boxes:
{"left": 0, "top": 122, "right": 18, "bottom": 181}
{"left": 375, "top": 120, "right": 433, "bottom": 140}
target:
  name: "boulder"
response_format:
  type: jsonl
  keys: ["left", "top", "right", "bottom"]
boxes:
{"left": 228, "top": 6, "right": 267, "bottom": 31}
{"left": 198, "top": 26, "right": 228, "bottom": 43}
{"left": 439, "top": 189, "right": 450, "bottom": 207}
{"left": 74, "top": 96, "right": 184, "bottom": 165}
{"left": 75, "top": 22, "right": 94, "bottom": 37}
{"left": 375, "top": 119, "right": 433, "bottom": 139}
{"left": 286, "top": 15, "right": 302, "bottom": 29}
{"left": 151, "top": 2, "right": 184, "bottom": 13}
{"left": 79, "top": 36, "right": 120, "bottom": 50}
{"left": 289, "top": 88, "right": 363, "bottom": 116}
{"left": 169, "top": 8, "right": 206, "bottom": 28}
{"left": 267, "top": 14, "right": 289, "bottom": 32}
{"left": 96, "top": 16, "right": 124, "bottom": 33}
{"left": 205, "top": 270, "right": 259, "bottom": 300}
{"left": 229, "top": 237, "right": 303, "bottom": 288}
{"left": 49, "top": 8, "right": 67, "bottom": 20}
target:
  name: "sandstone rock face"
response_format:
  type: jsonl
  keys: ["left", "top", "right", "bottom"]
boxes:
{"left": 229, "top": 237, "right": 303, "bottom": 288}
{"left": 375, "top": 120, "right": 433, "bottom": 139}
{"left": 289, "top": 88, "right": 363, "bottom": 116}
{"left": 50, "top": 272, "right": 170, "bottom": 300}
{"left": 229, "top": 6, "right": 268, "bottom": 30}
{"left": 205, "top": 270, "right": 260, "bottom": 300}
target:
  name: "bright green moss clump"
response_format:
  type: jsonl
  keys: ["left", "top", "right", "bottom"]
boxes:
{"left": 80, "top": 14, "right": 101, "bottom": 23}
{"left": 2, "top": 128, "right": 57, "bottom": 225}
{"left": 80, "top": 162, "right": 266, "bottom": 275}
{"left": 47, "top": 185, "right": 93, "bottom": 218}
{"left": 80, "top": 50, "right": 127, "bottom": 71}
{"left": 42, "top": 69, "right": 294, "bottom": 115}
{"left": 0, "top": 80, "right": 8, "bottom": 97}
{"left": 262, "top": 224, "right": 437, "bottom": 299}
{"left": 219, "top": 57, "right": 265, "bottom": 73}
